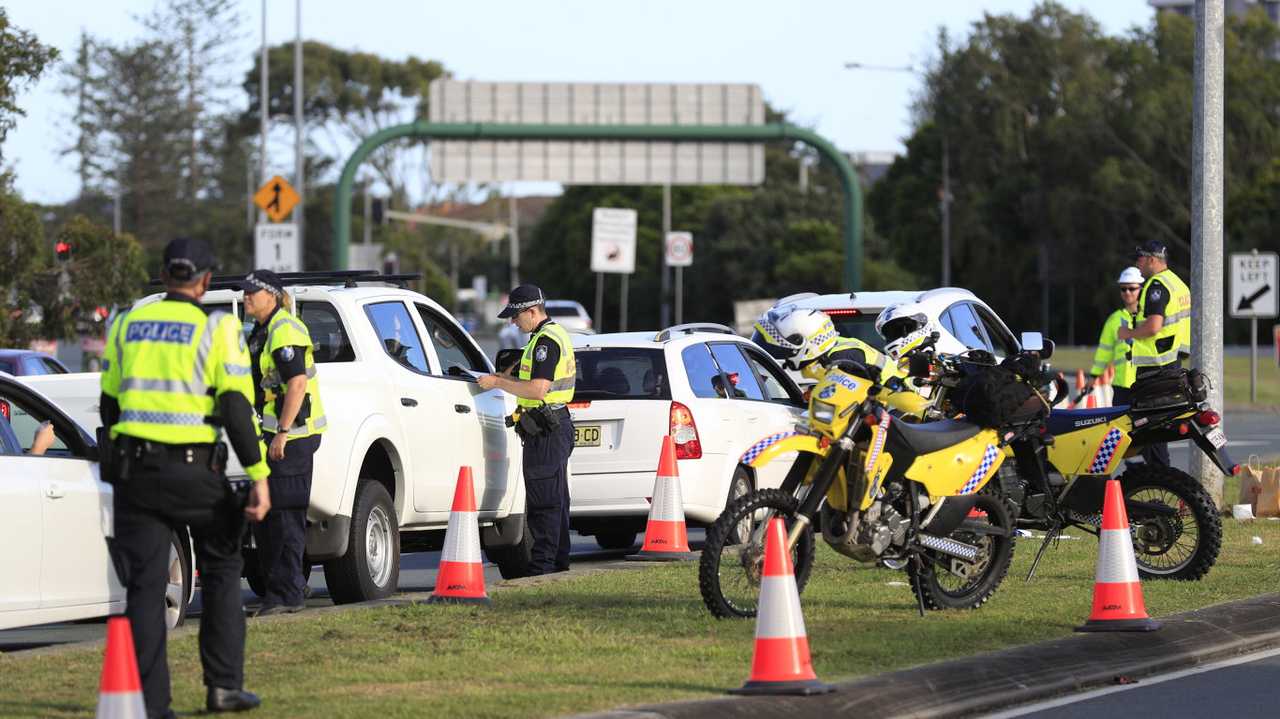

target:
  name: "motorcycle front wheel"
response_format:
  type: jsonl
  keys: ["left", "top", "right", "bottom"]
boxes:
{"left": 698, "top": 488, "right": 816, "bottom": 619}
{"left": 1120, "top": 463, "right": 1222, "bottom": 581}
{"left": 908, "top": 494, "right": 1016, "bottom": 610}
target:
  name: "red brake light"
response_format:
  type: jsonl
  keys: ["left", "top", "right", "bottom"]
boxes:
{"left": 568, "top": 401, "right": 591, "bottom": 409}
{"left": 1232, "top": 464, "right": 1242, "bottom": 476}
{"left": 669, "top": 401, "right": 701, "bottom": 459}
{"left": 1177, "top": 422, "right": 1190, "bottom": 436}
{"left": 0, "top": 400, "right": 8, "bottom": 421}
{"left": 1196, "top": 410, "right": 1220, "bottom": 427}
{"left": 823, "top": 308, "right": 861, "bottom": 317}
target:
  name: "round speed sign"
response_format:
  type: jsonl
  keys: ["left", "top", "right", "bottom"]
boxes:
{"left": 665, "top": 232, "right": 693, "bottom": 267}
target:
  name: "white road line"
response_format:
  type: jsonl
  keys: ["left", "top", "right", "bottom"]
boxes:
{"left": 985, "top": 646, "right": 1280, "bottom": 718}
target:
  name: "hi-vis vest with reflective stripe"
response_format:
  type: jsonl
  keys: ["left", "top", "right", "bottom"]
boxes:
{"left": 517, "top": 321, "right": 576, "bottom": 408}
{"left": 258, "top": 308, "right": 326, "bottom": 439}
{"left": 101, "top": 299, "right": 269, "bottom": 481}
{"left": 1090, "top": 308, "right": 1135, "bottom": 389}
{"left": 803, "top": 337, "right": 905, "bottom": 383}
{"left": 1133, "top": 269, "right": 1191, "bottom": 370}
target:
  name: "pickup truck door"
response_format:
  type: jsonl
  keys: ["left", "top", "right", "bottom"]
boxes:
{"left": 413, "top": 304, "right": 515, "bottom": 515}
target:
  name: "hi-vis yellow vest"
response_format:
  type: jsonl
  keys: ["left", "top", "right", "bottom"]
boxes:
{"left": 258, "top": 308, "right": 326, "bottom": 439}
{"left": 102, "top": 298, "right": 269, "bottom": 481}
{"left": 1090, "top": 308, "right": 1135, "bottom": 389}
{"left": 517, "top": 321, "right": 576, "bottom": 408}
{"left": 1133, "top": 269, "right": 1191, "bottom": 370}
{"left": 803, "top": 337, "right": 905, "bottom": 383}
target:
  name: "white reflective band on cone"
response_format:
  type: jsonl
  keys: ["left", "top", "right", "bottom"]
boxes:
{"left": 649, "top": 474, "right": 687, "bottom": 522}
{"left": 96, "top": 691, "right": 147, "bottom": 719}
{"left": 754, "top": 575, "right": 809, "bottom": 639}
{"left": 1094, "top": 528, "right": 1141, "bottom": 584}
{"left": 441, "top": 510, "right": 481, "bottom": 564}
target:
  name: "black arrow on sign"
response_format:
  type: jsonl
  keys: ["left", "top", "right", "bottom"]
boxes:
{"left": 1237, "top": 284, "right": 1272, "bottom": 311}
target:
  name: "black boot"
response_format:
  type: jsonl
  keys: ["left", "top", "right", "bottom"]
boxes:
{"left": 206, "top": 686, "right": 261, "bottom": 712}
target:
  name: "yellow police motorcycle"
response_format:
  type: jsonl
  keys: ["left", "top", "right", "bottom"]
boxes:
{"left": 698, "top": 362, "right": 1029, "bottom": 619}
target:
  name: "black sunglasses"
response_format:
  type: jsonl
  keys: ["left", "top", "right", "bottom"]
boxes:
{"left": 1120, "top": 286, "right": 1141, "bottom": 293}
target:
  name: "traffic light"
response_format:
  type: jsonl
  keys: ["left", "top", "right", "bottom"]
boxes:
{"left": 55, "top": 240, "right": 72, "bottom": 262}
{"left": 371, "top": 198, "right": 385, "bottom": 225}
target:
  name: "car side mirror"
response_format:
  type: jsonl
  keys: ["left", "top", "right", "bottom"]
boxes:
{"left": 1020, "top": 332, "right": 1044, "bottom": 352}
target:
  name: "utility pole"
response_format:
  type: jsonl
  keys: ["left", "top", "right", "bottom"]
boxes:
{"left": 293, "top": 0, "right": 304, "bottom": 268}
{"left": 660, "top": 183, "right": 671, "bottom": 327}
{"left": 258, "top": 0, "right": 268, "bottom": 223}
{"left": 508, "top": 194, "right": 520, "bottom": 287}
{"left": 1192, "top": 0, "right": 1226, "bottom": 505}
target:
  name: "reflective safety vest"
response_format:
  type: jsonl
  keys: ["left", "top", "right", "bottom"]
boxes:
{"left": 517, "top": 321, "right": 576, "bottom": 408}
{"left": 804, "top": 336, "right": 905, "bottom": 383}
{"left": 101, "top": 298, "right": 269, "bottom": 481}
{"left": 1133, "top": 268, "right": 1191, "bottom": 370}
{"left": 1090, "top": 308, "right": 1135, "bottom": 389}
{"left": 257, "top": 308, "right": 327, "bottom": 439}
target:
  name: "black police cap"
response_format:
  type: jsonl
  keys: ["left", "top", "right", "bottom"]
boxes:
{"left": 235, "top": 269, "right": 285, "bottom": 295}
{"left": 1130, "top": 240, "right": 1168, "bottom": 261}
{"left": 498, "top": 284, "right": 546, "bottom": 318}
{"left": 163, "top": 237, "right": 217, "bottom": 281}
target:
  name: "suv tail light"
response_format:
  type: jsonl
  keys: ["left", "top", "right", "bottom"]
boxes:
{"left": 669, "top": 401, "right": 702, "bottom": 459}
{"left": 1195, "top": 410, "right": 1220, "bottom": 427}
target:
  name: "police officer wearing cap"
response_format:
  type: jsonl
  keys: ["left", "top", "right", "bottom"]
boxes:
{"left": 239, "top": 269, "right": 326, "bottom": 616}
{"left": 1117, "top": 240, "right": 1192, "bottom": 466}
{"left": 100, "top": 238, "right": 271, "bottom": 717}
{"left": 478, "top": 285, "right": 576, "bottom": 576}
{"left": 1086, "top": 266, "right": 1143, "bottom": 406}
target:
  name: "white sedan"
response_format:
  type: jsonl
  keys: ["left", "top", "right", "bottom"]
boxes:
{"left": 0, "top": 374, "right": 192, "bottom": 631}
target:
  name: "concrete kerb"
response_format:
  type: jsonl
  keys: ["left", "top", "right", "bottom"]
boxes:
{"left": 576, "top": 593, "right": 1280, "bottom": 719}
{"left": 4, "top": 555, "right": 666, "bottom": 662}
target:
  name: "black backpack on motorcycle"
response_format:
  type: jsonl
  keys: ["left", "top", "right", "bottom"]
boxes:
{"left": 1130, "top": 366, "right": 1210, "bottom": 411}
{"left": 953, "top": 360, "right": 1049, "bottom": 429}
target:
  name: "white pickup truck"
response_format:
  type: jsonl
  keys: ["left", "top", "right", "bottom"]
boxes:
{"left": 22, "top": 273, "right": 532, "bottom": 603}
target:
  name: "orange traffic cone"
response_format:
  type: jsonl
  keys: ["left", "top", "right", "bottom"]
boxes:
{"left": 428, "top": 467, "right": 491, "bottom": 605}
{"left": 96, "top": 616, "right": 146, "bottom": 718}
{"left": 627, "top": 436, "right": 698, "bottom": 561}
{"left": 1074, "top": 369, "right": 1088, "bottom": 409}
{"left": 1076, "top": 478, "right": 1161, "bottom": 632}
{"left": 730, "top": 518, "right": 833, "bottom": 696}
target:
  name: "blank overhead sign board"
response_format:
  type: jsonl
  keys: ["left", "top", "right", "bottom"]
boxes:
{"left": 427, "top": 80, "right": 765, "bottom": 185}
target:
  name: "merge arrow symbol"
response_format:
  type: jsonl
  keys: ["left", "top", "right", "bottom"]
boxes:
{"left": 1237, "top": 284, "right": 1272, "bottom": 311}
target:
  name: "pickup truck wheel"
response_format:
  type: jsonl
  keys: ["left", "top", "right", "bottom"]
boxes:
{"left": 324, "top": 481, "right": 400, "bottom": 604}
{"left": 165, "top": 531, "right": 191, "bottom": 630}
{"left": 486, "top": 518, "right": 534, "bottom": 579}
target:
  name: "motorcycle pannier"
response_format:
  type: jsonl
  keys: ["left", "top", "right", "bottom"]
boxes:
{"left": 1130, "top": 367, "right": 1209, "bottom": 411}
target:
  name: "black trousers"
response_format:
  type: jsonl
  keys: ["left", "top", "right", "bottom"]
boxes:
{"left": 253, "top": 434, "right": 319, "bottom": 607}
{"left": 522, "top": 416, "right": 574, "bottom": 575}
{"left": 112, "top": 454, "right": 247, "bottom": 718}
{"left": 1135, "top": 360, "right": 1184, "bottom": 468}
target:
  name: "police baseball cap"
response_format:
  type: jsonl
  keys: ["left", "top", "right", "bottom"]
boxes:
{"left": 235, "top": 269, "right": 285, "bottom": 295}
{"left": 1130, "top": 240, "right": 1168, "bottom": 261}
{"left": 498, "top": 284, "right": 546, "bottom": 318}
{"left": 162, "top": 237, "right": 217, "bottom": 281}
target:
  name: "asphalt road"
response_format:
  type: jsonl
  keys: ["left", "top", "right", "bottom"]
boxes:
{"left": 0, "top": 530, "right": 703, "bottom": 653}
{"left": 1168, "top": 409, "right": 1279, "bottom": 472}
{"left": 992, "top": 646, "right": 1280, "bottom": 718}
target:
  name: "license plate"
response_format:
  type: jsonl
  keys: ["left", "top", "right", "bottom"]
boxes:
{"left": 1205, "top": 427, "right": 1227, "bottom": 449}
{"left": 574, "top": 425, "right": 602, "bottom": 448}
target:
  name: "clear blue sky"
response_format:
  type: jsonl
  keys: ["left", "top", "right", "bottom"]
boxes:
{"left": 3, "top": 0, "right": 1155, "bottom": 204}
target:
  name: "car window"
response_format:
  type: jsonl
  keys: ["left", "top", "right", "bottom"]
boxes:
{"left": 708, "top": 343, "right": 766, "bottom": 401}
{"left": 22, "top": 357, "right": 46, "bottom": 375}
{"left": 974, "top": 306, "right": 1018, "bottom": 358}
{"left": 0, "top": 415, "right": 20, "bottom": 455}
{"left": 41, "top": 358, "right": 68, "bottom": 374}
{"left": 0, "top": 392, "right": 74, "bottom": 456}
{"left": 944, "top": 303, "right": 991, "bottom": 352}
{"left": 682, "top": 344, "right": 726, "bottom": 400}
{"left": 415, "top": 305, "right": 488, "bottom": 376}
{"left": 545, "top": 305, "right": 581, "bottom": 318}
{"left": 364, "top": 301, "right": 429, "bottom": 374}
{"left": 0, "top": 358, "right": 15, "bottom": 375}
{"left": 825, "top": 311, "right": 887, "bottom": 350}
{"left": 741, "top": 347, "right": 803, "bottom": 404}
{"left": 299, "top": 301, "right": 355, "bottom": 363}
{"left": 574, "top": 347, "right": 670, "bottom": 400}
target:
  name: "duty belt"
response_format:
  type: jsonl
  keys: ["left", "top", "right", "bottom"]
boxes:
{"left": 120, "top": 437, "right": 216, "bottom": 466}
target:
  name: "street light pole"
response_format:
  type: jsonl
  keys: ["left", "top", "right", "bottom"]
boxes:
{"left": 844, "top": 61, "right": 951, "bottom": 286}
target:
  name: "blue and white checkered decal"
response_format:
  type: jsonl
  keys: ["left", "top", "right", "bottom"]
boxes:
{"left": 740, "top": 431, "right": 799, "bottom": 465}
{"left": 1088, "top": 427, "right": 1124, "bottom": 474}
{"left": 960, "top": 444, "right": 1000, "bottom": 495}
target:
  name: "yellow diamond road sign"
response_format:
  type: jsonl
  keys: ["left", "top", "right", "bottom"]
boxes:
{"left": 254, "top": 176, "right": 300, "bottom": 223}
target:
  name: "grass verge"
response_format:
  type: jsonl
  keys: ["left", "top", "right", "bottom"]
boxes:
{"left": 5, "top": 512, "right": 1280, "bottom": 718}
{"left": 1049, "top": 347, "right": 1280, "bottom": 409}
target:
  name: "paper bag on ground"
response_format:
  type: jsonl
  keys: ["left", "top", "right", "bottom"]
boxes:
{"left": 1238, "top": 456, "right": 1265, "bottom": 512}
{"left": 1254, "top": 467, "right": 1280, "bottom": 519}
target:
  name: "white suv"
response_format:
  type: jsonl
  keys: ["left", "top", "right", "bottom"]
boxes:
{"left": 783, "top": 288, "right": 1021, "bottom": 359}
{"left": 566, "top": 324, "right": 806, "bottom": 550}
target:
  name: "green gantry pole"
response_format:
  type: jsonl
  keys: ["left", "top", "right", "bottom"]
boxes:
{"left": 333, "top": 122, "right": 863, "bottom": 290}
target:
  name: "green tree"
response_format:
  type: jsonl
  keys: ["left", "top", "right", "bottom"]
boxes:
{"left": 28, "top": 216, "right": 148, "bottom": 339}
{"left": 0, "top": 8, "right": 57, "bottom": 156}
{"left": 0, "top": 175, "right": 49, "bottom": 345}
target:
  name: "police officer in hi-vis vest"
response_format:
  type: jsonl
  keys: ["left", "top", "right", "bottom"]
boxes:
{"left": 1084, "top": 266, "right": 1143, "bottom": 407}
{"left": 478, "top": 285, "right": 576, "bottom": 576}
{"left": 1116, "top": 240, "right": 1192, "bottom": 467}
{"left": 239, "top": 269, "right": 326, "bottom": 616}
{"left": 101, "top": 238, "right": 271, "bottom": 717}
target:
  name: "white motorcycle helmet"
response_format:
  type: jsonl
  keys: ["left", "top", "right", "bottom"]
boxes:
{"left": 751, "top": 305, "right": 838, "bottom": 370}
{"left": 875, "top": 302, "right": 941, "bottom": 362}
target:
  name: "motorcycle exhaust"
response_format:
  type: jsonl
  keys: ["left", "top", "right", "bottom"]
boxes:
{"left": 917, "top": 533, "right": 979, "bottom": 562}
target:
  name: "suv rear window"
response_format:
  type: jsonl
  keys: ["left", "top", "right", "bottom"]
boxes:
{"left": 574, "top": 348, "right": 670, "bottom": 400}
{"left": 824, "top": 310, "right": 886, "bottom": 350}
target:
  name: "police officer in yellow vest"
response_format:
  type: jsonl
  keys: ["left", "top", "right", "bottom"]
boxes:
{"left": 1117, "top": 240, "right": 1192, "bottom": 466}
{"left": 478, "top": 285, "right": 576, "bottom": 576}
{"left": 101, "top": 238, "right": 270, "bottom": 717}
{"left": 1086, "top": 266, "right": 1143, "bottom": 406}
{"left": 238, "top": 269, "right": 326, "bottom": 616}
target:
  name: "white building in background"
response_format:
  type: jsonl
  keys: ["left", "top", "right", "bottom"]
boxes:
{"left": 1149, "top": 0, "right": 1280, "bottom": 23}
